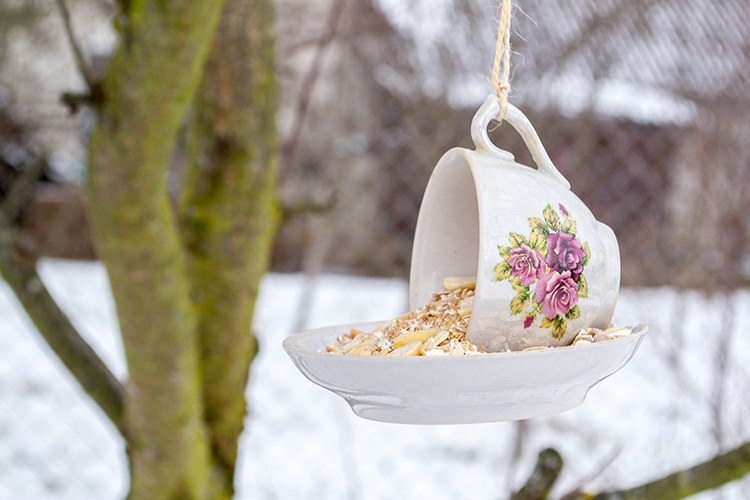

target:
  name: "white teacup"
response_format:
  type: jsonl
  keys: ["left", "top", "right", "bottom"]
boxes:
{"left": 409, "top": 95, "right": 620, "bottom": 352}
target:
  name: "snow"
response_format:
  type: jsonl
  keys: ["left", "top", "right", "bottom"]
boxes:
{"left": 1, "top": 260, "right": 749, "bottom": 499}
{"left": 530, "top": 74, "right": 698, "bottom": 125}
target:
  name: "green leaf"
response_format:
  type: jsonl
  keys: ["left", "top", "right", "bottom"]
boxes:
{"left": 498, "top": 245, "right": 511, "bottom": 260}
{"left": 493, "top": 262, "right": 512, "bottom": 282}
{"left": 582, "top": 241, "right": 591, "bottom": 266}
{"left": 566, "top": 305, "right": 580, "bottom": 321}
{"left": 540, "top": 316, "right": 554, "bottom": 330}
{"left": 510, "top": 292, "right": 530, "bottom": 315}
{"left": 528, "top": 217, "right": 545, "bottom": 231}
{"left": 530, "top": 300, "right": 542, "bottom": 315}
{"left": 542, "top": 204, "right": 560, "bottom": 230}
{"left": 552, "top": 317, "right": 567, "bottom": 340}
{"left": 530, "top": 227, "right": 548, "bottom": 253}
{"left": 561, "top": 217, "right": 577, "bottom": 235}
{"left": 578, "top": 274, "right": 589, "bottom": 299}
{"left": 511, "top": 279, "right": 529, "bottom": 293}
{"left": 508, "top": 232, "right": 528, "bottom": 248}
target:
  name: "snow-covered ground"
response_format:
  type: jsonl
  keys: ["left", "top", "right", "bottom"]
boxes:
{"left": 1, "top": 260, "right": 749, "bottom": 499}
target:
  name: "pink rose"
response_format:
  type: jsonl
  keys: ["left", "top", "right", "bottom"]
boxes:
{"left": 508, "top": 243, "right": 544, "bottom": 286}
{"left": 546, "top": 231, "right": 585, "bottom": 280}
{"left": 534, "top": 270, "right": 579, "bottom": 319}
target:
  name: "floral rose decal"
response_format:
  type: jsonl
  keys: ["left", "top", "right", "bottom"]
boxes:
{"left": 494, "top": 204, "right": 590, "bottom": 339}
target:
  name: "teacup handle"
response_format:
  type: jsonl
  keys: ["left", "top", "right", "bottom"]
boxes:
{"left": 471, "top": 95, "right": 571, "bottom": 189}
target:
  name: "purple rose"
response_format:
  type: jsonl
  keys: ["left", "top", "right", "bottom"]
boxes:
{"left": 508, "top": 243, "right": 544, "bottom": 286}
{"left": 546, "top": 231, "right": 585, "bottom": 279}
{"left": 534, "top": 270, "right": 579, "bottom": 320}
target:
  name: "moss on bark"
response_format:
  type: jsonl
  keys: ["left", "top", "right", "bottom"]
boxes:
{"left": 180, "top": 0, "right": 280, "bottom": 488}
{"left": 84, "top": 0, "right": 232, "bottom": 498}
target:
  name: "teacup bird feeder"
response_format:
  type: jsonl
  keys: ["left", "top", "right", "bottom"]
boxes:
{"left": 283, "top": 95, "right": 646, "bottom": 424}
{"left": 283, "top": 0, "right": 645, "bottom": 424}
{"left": 411, "top": 96, "right": 621, "bottom": 353}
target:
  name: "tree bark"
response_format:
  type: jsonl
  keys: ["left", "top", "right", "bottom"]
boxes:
{"left": 0, "top": 156, "right": 123, "bottom": 432}
{"left": 511, "top": 448, "right": 564, "bottom": 500}
{"left": 84, "top": 1, "right": 228, "bottom": 498}
{"left": 588, "top": 441, "right": 750, "bottom": 500}
{"left": 0, "top": 252, "right": 124, "bottom": 429}
{"left": 180, "top": 0, "right": 280, "bottom": 493}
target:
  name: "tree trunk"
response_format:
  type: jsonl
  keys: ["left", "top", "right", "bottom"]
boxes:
{"left": 181, "top": 0, "right": 280, "bottom": 493}
{"left": 84, "top": 1, "right": 229, "bottom": 498}
{"left": 85, "top": 0, "right": 278, "bottom": 497}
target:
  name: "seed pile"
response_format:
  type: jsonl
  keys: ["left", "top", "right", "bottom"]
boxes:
{"left": 326, "top": 276, "right": 481, "bottom": 356}
{"left": 325, "top": 276, "right": 633, "bottom": 356}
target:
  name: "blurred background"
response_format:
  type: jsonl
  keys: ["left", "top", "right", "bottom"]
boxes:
{"left": 1, "top": 0, "right": 749, "bottom": 498}
{"left": 3, "top": 0, "right": 749, "bottom": 286}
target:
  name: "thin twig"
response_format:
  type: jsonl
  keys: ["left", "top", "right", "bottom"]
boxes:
{"left": 61, "top": 90, "right": 102, "bottom": 114}
{"left": 507, "top": 420, "right": 529, "bottom": 490}
{"left": 560, "top": 446, "right": 621, "bottom": 500}
{"left": 280, "top": 197, "right": 335, "bottom": 225}
{"left": 281, "top": 12, "right": 391, "bottom": 54}
{"left": 281, "top": 0, "right": 349, "bottom": 172}
{"left": 54, "top": 0, "right": 97, "bottom": 90}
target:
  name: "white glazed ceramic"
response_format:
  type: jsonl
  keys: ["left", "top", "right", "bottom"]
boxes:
{"left": 283, "top": 321, "right": 647, "bottom": 424}
{"left": 410, "top": 95, "right": 621, "bottom": 352}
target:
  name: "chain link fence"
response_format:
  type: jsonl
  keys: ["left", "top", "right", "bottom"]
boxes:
{"left": 273, "top": 0, "right": 750, "bottom": 291}
{"left": 1, "top": 0, "right": 750, "bottom": 498}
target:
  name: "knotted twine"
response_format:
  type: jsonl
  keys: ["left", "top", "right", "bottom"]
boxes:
{"left": 491, "top": 0, "right": 513, "bottom": 121}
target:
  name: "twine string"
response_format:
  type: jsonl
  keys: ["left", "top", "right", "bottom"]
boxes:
{"left": 491, "top": 0, "right": 512, "bottom": 121}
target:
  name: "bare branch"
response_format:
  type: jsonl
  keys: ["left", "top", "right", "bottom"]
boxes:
{"left": 281, "top": 0, "right": 349, "bottom": 171}
{"left": 61, "top": 89, "right": 104, "bottom": 114}
{"left": 282, "top": 13, "right": 392, "bottom": 54}
{"left": 54, "top": 0, "right": 97, "bottom": 90}
{"left": 590, "top": 441, "right": 750, "bottom": 499}
{"left": 0, "top": 157, "right": 124, "bottom": 433}
{"left": 280, "top": 197, "right": 335, "bottom": 225}
{"left": 0, "top": 156, "right": 46, "bottom": 222}
{"left": 556, "top": 441, "right": 750, "bottom": 499}
{"left": 0, "top": 250, "right": 124, "bottom": 432}
{"left": 511, "top": 448, "right": 564, "bottom": 500}
{"left": 560, "top": 446, "right": 621, "bottom": 499}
